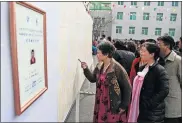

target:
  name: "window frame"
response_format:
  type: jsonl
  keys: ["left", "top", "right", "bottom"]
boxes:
{"left": 144, "top": 1, "right": 150, "bottom": 6}
{"left": 155, "top": 28, "right": 162, "bottom": 36}
{"left": 130, "top": 12, "right": 136, "bottom": 20}
{"left": 169, "top": 28, "right": 175, "bottom": 37}
{"left": 129, "top": 27, "right": 135, "bottom": 34}
{"left": 156, "top": 13, "right": 163, "bottom": 21}
{"left": 170, "top": 13, "right": 177, "bottom": 21}
{"left": 142, "top": 27, "right": 148, "bottom": 35}
{"left": 116, "top": 26, "right": 122, "bottom": 34}
{"left": 117, "top": 12, "right": 123, "bottom": 20}
{"left": 172, "top": 1, "right": 178, "bottom": 6}
{"left": 131, "top": 1, "right": 137, "bottom": 6}
{"left": 118, "top": 1, "right": 124, "bottom": 5}
{"left": 143, "top": 13, "right": 150, "bottom": 20}
{"left": 158, "top": 1, "right": 164, "bottom": 6}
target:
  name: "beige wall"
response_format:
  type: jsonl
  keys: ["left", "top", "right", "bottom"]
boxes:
{"left": 57, "top": 2, "right": 93, "bottom": 122}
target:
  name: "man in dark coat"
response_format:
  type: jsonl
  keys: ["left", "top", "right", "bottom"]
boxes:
{"left": 113, "top": 40, "right": 135, "bottom": 75}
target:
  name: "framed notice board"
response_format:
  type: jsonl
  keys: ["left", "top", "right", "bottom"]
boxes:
{"left": 9, "top": 2, "right": 48, "bottom": 115}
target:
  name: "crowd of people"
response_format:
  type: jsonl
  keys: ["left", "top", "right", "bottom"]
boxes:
{"left": 83, "top": 34, "right": 182, "bottom": 123}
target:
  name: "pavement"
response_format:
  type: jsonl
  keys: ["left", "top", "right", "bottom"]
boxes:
{"left": 65, "top": 55, "right": 98, "bottom": 122}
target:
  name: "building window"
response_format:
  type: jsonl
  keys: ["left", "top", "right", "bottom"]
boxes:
{"left": 118, "top": 1, "right": 124, "bottom": 5}
{"left": 172, "top": 1, "right": 178, "bottom": 6}
{"left": 170, "top": 14, "right": 177, "bottom": 21}
{"left": 158, "top": 1, "right": 164, "bottom": 6}
{"left": 143, "top": 13, "right": 150, "bottom": 20}
{"left": 142, "top": 27, "right": 148, "bottom": 35}
{"left": 155, "top": 28, "right": 162, "bottom": 36}
{"left": 116, "top": 26, "right": 122, "bottom": 34}
{"left": 129, "top": 27, "right": 135, "bottom": 34}
{"left": 130, "top": 12, "right": 136, "bottom": 20}
{"left": 144, "top": 1, "right": 150, "bottom": 6}
{"left": 117, "top": 12, "right": 123, "bottom": 20}
{"left": 169, "top": 28, "right": 175, "bottom": 37}
{"left": 156, "top": 13, "right": 163, "bottom": 21}
{"left": 131, "top": 2, "right": 137, "bottom": 6}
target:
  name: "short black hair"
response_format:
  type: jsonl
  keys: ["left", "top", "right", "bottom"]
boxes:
{"left": 146, "top": 39, "right": 156, "bottom": 44}
{"left": 142, "top": 42, "right": 160, "bottom": 60}
{"left": 175, "top": 41, "right": 179, "bottom": 46}
{"left": 107, "top": 36, "right": 112, "bottom": 41}
{"left": 140, "top": 39, "right": 146, "bottom": 44}
{"left": 97, "top": 41, "right": 115, "bottom": 58}
{"left": 127, "top": 41, "right": 136, "bottom": 53}
{"left": 102, "top": 34, "right": 106, "bottom": 38}
{"left": 31, "top": 49, "right": 34, "bottom": 53}
{"left": 114, "top": 40, "right": 127, "bottom": 50}
{"left": 157, "top": 36, "right": 175, "bottom": 50}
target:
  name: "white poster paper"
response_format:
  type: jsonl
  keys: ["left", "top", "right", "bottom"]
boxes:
{"left": 15, "top": 3, "right": 45, "bottom": 108}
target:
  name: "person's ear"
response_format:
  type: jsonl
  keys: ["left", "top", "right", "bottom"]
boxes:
{"left": 150, "top": 53, "right": 155, "bottom": 58}
{"left": 104, "top": 54, "right": 109, "bottom": 58}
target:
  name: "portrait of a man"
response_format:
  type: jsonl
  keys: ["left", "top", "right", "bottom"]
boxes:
{"left": 30, "top": 49, "right": 36, "bottom": 65}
